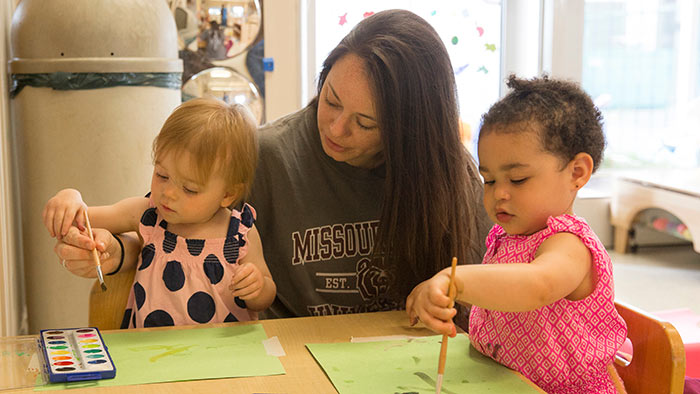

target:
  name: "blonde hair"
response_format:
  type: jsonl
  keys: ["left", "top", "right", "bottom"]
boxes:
{"left": 152, "top": 98, "right": 258, "bottom": 204}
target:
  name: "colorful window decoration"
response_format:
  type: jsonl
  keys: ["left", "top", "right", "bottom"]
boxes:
{"left": 313, "top": 1, "right": 502, "bottom": 151}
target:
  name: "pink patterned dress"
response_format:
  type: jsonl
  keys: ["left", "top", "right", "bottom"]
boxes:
{"left": 468, "top": 214, "right": 627, "bottom": 394}
{"left": 121, "top": 204, "right": 257, "bottom": 328}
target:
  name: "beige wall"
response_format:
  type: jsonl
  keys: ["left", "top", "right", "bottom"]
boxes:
{"left": 262, "top": 0, "right": 303, "bottom": 122}
{"left": 0, "top": 0, "right": 23, "bottom": 337}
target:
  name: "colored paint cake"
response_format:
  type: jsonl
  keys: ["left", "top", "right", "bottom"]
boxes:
{"left": 39, "top": 327, "right": 116, "bottom": 383}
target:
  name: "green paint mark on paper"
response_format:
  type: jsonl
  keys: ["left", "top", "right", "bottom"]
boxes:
{"left": 306, "top": 335, "right": 542, "bottom": 394}
{"left": 397, "top": 385, "right": 428, "bottom": 392}
{"left": 414, "top": 371, "right": 460, "bottom": 394}
{"left": 150, "top": 345, "right": 195, "bottom": 362}
{"left": 125, "top": 344, "right": 196, "bottom": 363}
{"left": 37, "top": 325, "right": 284, "bottom": 390}
{"left": 413, "top": 371, "right": 435, "bottom": 386}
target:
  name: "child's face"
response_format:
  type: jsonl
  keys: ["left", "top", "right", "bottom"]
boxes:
{"left": 150, "top": 150, "right": 235, "bottom": 228}
{"left": 478, "top": 127, "right": 577, "bottom": 235}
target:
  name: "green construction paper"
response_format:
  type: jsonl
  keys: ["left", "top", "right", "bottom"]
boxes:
{"left": 306, "top": 335, "right": 542, "bottom": 394}
{"left": 37, "top": 324, "right": 284, "bottom": 390}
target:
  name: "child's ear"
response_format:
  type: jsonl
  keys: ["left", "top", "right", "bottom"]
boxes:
{"left": 221, "top": 184, "right": 244, "bottom": 208}
{"left": 569, "top": 152, "right": 594, "bottom": 190}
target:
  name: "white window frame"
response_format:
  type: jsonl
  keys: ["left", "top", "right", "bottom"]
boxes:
{"left": 263, "top": 0, "right": 587, "bottom": 121}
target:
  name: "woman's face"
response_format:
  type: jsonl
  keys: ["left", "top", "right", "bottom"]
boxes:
{"left": 317, "top": 54, "right": 384, "bottom": 169}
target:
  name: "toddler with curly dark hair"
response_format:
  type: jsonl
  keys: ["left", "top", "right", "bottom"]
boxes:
{"left": 407, "top": 75, "right": 627, "bottom": 393}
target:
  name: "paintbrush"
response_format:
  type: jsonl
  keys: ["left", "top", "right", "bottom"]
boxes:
{"left": 83, "top": 210, "right": 107, "bottom": 292}
{"left": 436, "top": 256, "right": 458, "bottom": 394}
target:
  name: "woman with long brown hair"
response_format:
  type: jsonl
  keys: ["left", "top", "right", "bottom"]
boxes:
{"left": 249, "top": 9, "right": 490, "bottom": 318}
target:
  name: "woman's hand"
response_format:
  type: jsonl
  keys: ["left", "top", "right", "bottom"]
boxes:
{"left": 43, "top": 189, "right": 88, "bottom": 240}
{"left": 54, "top": 226, "right": 119, "bottom": 278}
{"left": 405, "top": 269, "right": 458, "bottom": 337}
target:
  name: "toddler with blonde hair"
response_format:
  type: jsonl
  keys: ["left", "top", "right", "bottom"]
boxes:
{"left": 44, "top": 98, "right": 275, "bottom": 327}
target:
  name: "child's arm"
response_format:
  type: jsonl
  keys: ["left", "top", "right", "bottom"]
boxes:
{"left": 229, "top": 225, "right": 276, "bottom": 312}
{"left": 44, "top": 189, "right": 149, "bottom": 277}
{"left": 43, "top": 189, "right": 148, "bottom": 238}
{"left": 43, "top": 189, "right": 88, "bottom": 239}
{"left": 407, "top": 232, "right": 595, "bottom": 335}
{"left": 87, "top": 197, "right": 150, "bottom": 235}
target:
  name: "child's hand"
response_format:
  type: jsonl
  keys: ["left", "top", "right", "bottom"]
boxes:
{"left": 42, "top": 189, "right": 88, "bottom": 240}
{"left": 229, "top": 262, "right": 266, "bottom": 301}
{"left": 405, "top": 270, "right": 458, "bottom": 337}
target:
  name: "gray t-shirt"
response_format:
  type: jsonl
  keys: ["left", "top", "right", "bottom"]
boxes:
{"left": 250, "top": 104, "right": 393, "bottom": 318}
{"left": 250, "top": 104, "right": 490, "bottom": 321}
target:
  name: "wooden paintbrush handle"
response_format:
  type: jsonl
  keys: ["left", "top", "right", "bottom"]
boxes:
{"left": 437, "top": 334, "right": 450, "bottom": 374}
{"left": 83, "top": 210, "right": 101, "bottom": 268}
{"left": 437, "top": 257, "right": 459, "bottom": 375}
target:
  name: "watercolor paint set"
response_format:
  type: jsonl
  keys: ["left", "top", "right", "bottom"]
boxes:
{"left": 38, "top": 327, "right": 116, "bottom": 382}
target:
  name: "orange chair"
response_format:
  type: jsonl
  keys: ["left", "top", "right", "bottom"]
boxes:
{"left": 611, "top": 301, "right": 686, "bottom": 394}
{"left": 88, "top": 268, "right": 135, "bottom": 330}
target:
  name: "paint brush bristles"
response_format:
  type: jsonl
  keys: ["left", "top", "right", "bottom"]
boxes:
{"left": 436, "top": 256, "right": 458, "bottom": 394}
{"left": 83, "top": 210, "right": 107, "bottom": 292}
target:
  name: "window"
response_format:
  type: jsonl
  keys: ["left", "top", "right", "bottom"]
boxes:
{"left": 268, "top": 1, "right": 699, "bottom": 170}
{"left": 582, "top": 0, "right": 700, "bottom": 169}
{"left": 310, "top": 1, "right": 502, "bottom": 149}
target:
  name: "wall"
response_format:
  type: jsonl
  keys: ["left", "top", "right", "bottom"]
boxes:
{"left": 261, "top": 0, "right": 303, "bottom": 122}
{"left": 0, "top": 0, "right": 23, "bottom": 337}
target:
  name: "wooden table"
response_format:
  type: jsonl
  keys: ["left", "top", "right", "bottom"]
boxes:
{"left": 610, "top": 169, "right": 700, "bottom": 254}
{"left": 4, "top": 311, "right": 543, "bottom": 393}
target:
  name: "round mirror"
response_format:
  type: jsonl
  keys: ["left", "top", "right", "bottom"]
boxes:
{"left": 182, "top": 66, "right": 264, "bottom": 124}
{"left": 171, "top": 0, "right": 261, "bottom": 61}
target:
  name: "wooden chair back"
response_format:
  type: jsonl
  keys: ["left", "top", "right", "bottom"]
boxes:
{"left": 88, "top": 268, "right": 135, "bottom": 330}
{"left": 613, "top": 301, "right": 686, "bottom": 394}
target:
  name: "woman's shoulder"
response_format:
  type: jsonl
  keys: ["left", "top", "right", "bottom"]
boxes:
{"left": 258, "top": 104, "right": 317, "bottom": 146}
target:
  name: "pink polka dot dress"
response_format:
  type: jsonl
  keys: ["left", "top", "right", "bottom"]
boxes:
{"left": 120, "top": 204, "right": 257, "bottom": 328}
{"left": 468, "top": 214, "right": 627, "bottom": 394}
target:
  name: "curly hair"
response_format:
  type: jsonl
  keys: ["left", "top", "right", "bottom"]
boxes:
{"left": 479, "top": 75, "right": 606, "bottom": 171}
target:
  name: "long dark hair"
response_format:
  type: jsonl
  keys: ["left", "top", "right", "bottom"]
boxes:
{"left": 315, "top": 10, "right": 488, "bottom": 297}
